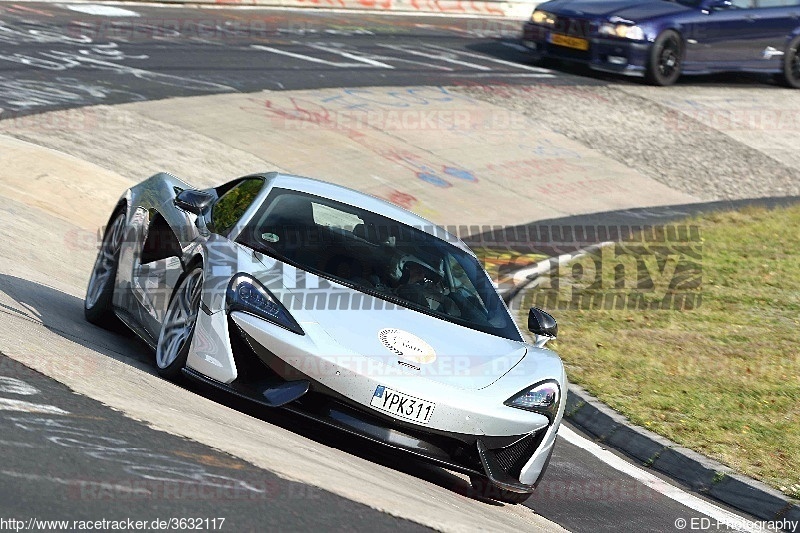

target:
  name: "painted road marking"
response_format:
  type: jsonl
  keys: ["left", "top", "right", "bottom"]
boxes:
{"left": 560, "top": 426, "right": 766, "bottom": 533}
{"left": 0, "top": 376, "right": 39, "bottom": 395}
{"left": 252, "top": 44, "right": 384, "bottom": 68}
{"left": 0, "top": 367, "right": 267, "bottom": 498}
{"left": 305, "top": 43, "right": 395, "bottom": 69}
{"left": 443, "top": 72, "right": 555, "bottom": 78}
{"left": 0, "top": 439, "right": 43, "bottom": 448}
{"left": 0, "top": 375, "right": 68, "bottom": 414}
{"left": 11, "top": 415, "right": 267, "bottom": 494}
{"left": 0, "top": 469, "right": 152, "bottom": 495}
{"left": 424, "top": 43, "right": 554, "bottom": 73}
{"left": 60, "top": 4, "right": 141, "bottom": 17}
{"left": 377, "top": 44, "right": 492, "bottom": 71}
{"left": 0, "top": 398, "right": 69, "bottom": 415}
{"left": 252, "top": 42, "right": 554, "bottom": 76}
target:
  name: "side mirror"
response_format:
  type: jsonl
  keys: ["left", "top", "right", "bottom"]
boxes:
{"left": 528, "top": 307, "right": 558, "bottom": 339}
{"left": 174, "top": 189, "right": 215, "bottom": 215}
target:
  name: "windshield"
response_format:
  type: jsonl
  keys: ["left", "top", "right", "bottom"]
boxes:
{"left": 237, "top": 188, "right": 522, "bottom": 342}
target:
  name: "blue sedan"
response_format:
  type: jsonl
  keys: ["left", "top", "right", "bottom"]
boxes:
{"left": 522, "top": 0, "right": 800, "bottom": 87}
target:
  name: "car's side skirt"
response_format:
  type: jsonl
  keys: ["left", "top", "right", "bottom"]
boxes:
{"left": 114, "top": 306, "right": 157, "bottom": 351}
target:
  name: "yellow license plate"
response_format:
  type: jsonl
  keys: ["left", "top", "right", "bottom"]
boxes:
{"left": 550, "top": 33, "right": 589, "bottom": 51}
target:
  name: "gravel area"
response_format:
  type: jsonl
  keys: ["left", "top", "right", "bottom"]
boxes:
{"left": 456, "top": 84, "right": 800, "bottom": 201}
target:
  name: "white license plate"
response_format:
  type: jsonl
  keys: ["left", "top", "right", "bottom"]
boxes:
{"left": 370, "top": 385, "right": 435, "bottom": 424}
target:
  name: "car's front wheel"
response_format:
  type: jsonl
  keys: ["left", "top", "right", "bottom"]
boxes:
{"left": 778, "top": 36, "right": 800, "bottom": 89}
{"left": 469, "top": 476, "right": 532, "bottom": 505}
{"left": 156, "top": 266, "right": 203, "bottom": 380}
{"left": 646, "top": 30, "right": 683, "bottom": 86}
{"left": 85, "top": 210, "right": 126, "bottom": 329}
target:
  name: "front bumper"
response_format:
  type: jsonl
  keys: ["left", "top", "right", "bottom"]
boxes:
{"left": 224, "top": 311, "right": 564, "bottom": 491}
{"left": 522, "top": 22, "right": 650, "bottom": 76}
{"left": 183, "top": 344, "right": 552, "bottom": 494}
{"left": 230, "top": 311, "right": 555, "bottom": 437}
{"left": 290, "top": 387, "right": 550, "bottom": 493}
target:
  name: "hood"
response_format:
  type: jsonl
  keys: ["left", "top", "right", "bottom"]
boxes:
{"left": 542, "top": 0, "right": 690, "bottom": 20}
{"left": 282, "top": 281, "right": 528, "bottom": 391}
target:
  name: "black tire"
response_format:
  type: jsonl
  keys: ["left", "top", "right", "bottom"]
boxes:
{"left": 777, "top": 36, "right": 800, "bottom": 89}
{"left": 646, "top": 30, "right": 683, "bottom": 86}
{"left": 155, "top": 266, "right": 203, "bottom": 380}
{"left": 469, "top": 476, "right": 532, "bottom": 505}
{"left": 84, "top": 210, "right": 126, "bottom": 329}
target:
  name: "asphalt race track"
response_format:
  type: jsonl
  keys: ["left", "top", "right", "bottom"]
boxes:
{"left": 0, "top": 352, "right": 428, "bottom": 531}
{"left": 0, "top": 2, "right": 796, "bottom": 532}
{"left": 0, "top": 3, "right": 603, "bottom": 118}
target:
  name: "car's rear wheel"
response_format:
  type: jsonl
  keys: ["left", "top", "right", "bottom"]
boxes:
{"left": 469, "top": 475, "right": 532, "bottom": 504}
{"left": 646, "top": 30, "right": 683, "bottom": 86}
{"left": 156, "top": 266, "right": 203, "bottom": 380}
{"left": 85, "top": 210, "right": 126, "bottom": 329}
{"left": 777, "top": 36, "right": 800, "bottom": 89}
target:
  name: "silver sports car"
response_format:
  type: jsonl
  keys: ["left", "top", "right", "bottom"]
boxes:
{"left": 85, "top": 171, "right": 567, "bottom": 504}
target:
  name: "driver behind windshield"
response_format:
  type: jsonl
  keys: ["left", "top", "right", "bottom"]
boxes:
{"left": 395, "top": 256, "right": 459, "bottom": 316}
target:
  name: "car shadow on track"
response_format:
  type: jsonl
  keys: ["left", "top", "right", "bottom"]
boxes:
{"left": 0, "top": 274, "right": 153, "bottom": 367}
{"left": 0, "top": 274, "right": 504, "bottom": 507}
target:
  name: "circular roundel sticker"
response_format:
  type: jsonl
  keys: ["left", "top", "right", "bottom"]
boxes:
{"left": 378, "top": 328, "right": 436, "bottom": 364}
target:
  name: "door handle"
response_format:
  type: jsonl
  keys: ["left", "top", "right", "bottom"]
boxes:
{"left": 745, "top": 14, "right": 758, "bottom": 22}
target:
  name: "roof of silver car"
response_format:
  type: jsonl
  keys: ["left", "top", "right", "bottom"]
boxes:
{"left": 262, "top": 172, "right": 468, "bottom": 251}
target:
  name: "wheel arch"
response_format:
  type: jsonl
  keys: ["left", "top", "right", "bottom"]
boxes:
{"left": 104, "top": 197, "right": 129, "bottom": 231}
{"left": 783, "top": 31, "right": 800, "bottom": 56}
{"left": 657, "top": 27, "right": 686, "bottom": 56}
{"left": 185, "top": 253, "right": 204, "bottom": 273}
{"left": 777, "top": 33, "right": 800, "bottom": 88}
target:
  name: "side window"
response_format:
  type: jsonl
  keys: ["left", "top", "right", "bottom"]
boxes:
{"left": 211, "top": 178, "right": 264, "bottom": 236}
{"left": 311, "top": 202, "right": 364, "bottom": 231}
{"left": 730, "top": 0, "right": 754, "bottom": 7}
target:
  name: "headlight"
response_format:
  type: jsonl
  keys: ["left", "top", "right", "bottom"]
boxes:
{"left": 531, "top": 10, "right": 556, "bottom": 26}
{"left": 505, "top": 380, "right": 560, "bottom": 421}
{"left": 598, "top": 22, "right": 645, "bottom": 41}
{"left": 226, "top": 274, "right": 304, "bottom": 335}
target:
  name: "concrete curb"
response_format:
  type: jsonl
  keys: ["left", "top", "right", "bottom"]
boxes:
{"left": 508, "top": 255, "right": 799, "bottom": 531}
{"left": 565, "top": 385, "right": 800, "bottom": 531}
{"left": 135, "top": 0, "right": 540, "bottom": 19}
